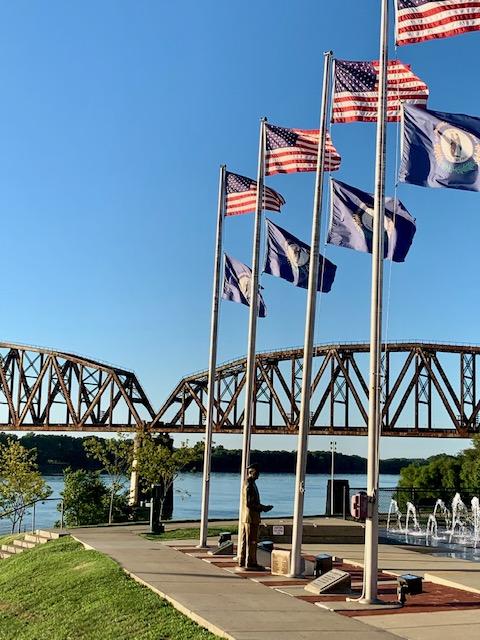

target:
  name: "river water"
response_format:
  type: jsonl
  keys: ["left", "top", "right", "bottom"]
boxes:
{"left": 0, "top": 472, "right": 399, "bottom": 534}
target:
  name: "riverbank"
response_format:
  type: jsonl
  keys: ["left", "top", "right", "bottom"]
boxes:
{"left": 0, "top": 472, "right": 400, "bottom": 536}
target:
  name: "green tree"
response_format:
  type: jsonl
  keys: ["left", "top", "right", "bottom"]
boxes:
{"left": 60, "top": 468, "right": 109, "bottom": 527}
{"left": 459, "top": 435, "right": 480, "bottom": 488}
{"left": 0, "top": 439, "right": 52, "bottom": 533}
{"left": 397, "top": 454, "right": 463, "bottom": 509}
{"left": 136, "top": 436, "right": 203, "bottom": 523}
{"left": 83, "top": 435, "right": 133, "bottom": 524}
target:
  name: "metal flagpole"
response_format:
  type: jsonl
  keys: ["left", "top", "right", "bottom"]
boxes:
{"left": 290, "top": 52, "right": 333, "bottom": 578}
{"left": 330, "top": 440, "right": 336, "bottom": 517}
{"left": 198, "top": 164, "right": 226, "bottom": 549}
{"left": 360, "top": 0, "right": 389, "bottom": 604}
{"left": 237, "top": 118, "right": 266, "bottom": 563}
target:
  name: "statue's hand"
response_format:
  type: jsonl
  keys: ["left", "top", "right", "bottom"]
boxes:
{"left": 264, "top": 505, "right": 273, "bottom": 512}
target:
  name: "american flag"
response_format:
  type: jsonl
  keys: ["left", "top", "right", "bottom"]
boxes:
{"left": 332, "top": 59, "right": 429, "bottom": 123}
{"left": 225, "top": 171, "right": 285, "bottom": 217}
{"left": 264, "top": 124, "right": 341, "bottom": 175}
{"left": 396, "top": 0, "right": 480, "bottom": 45}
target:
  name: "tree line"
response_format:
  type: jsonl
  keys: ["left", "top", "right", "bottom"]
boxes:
{"left": 0, "top": 433, "right": 419, "bottom": 475}
{"left": 398, "top": 434, "right": 480, "bottom": 497}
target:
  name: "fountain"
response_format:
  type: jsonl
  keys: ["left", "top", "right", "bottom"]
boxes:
{"left": 433, "top": 499, "right": 451, "bottom": 531}
{"left": 449, "top": 493, "right": 469, "bottom": 543}
{"left": 386, "top": 499, "right": 403, "bottom": 532}
{"left": 405, "top": 501, "right": 422, "bottom": 535}
{"left": 383, "top": 492, "right": 480, "bottom": 560}
{"left": 471, "top": 497, "right": 480, "bottom": 548}
{"left": 425, "top": 514, "right": 437, "bottom": 540}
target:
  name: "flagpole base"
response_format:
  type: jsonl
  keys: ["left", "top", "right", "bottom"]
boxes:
{"left": 351, "top": 597, "right": 385, "bottom": 605}
{"left": 319, "top": 599, "right": 402, "bottom": 612}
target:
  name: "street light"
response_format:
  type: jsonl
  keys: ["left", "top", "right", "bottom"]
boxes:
{"left": 330, "top": 440, "right": 337, "bottom": 516}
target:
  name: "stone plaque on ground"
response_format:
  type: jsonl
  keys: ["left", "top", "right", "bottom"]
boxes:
{"left": 208, "top": 541, "right": 234, "bottom": 556}
{"left": 270, "top": 549, "right": 291, "bottom": 575}
{"left": 304, "top": 569, "right": 351, "bottom": 594}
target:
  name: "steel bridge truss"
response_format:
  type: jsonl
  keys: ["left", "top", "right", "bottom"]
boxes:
{"left": 1, "top": 341, "right": 479, "bottom": 437}
{"left": 0, "top": 343, "right": 155, "bottom": 431}
{"left": 152, "top": 342, "right": 480, "bottom": 437}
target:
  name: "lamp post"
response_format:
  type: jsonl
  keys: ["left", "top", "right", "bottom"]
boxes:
{"left": 330, "top": 440, "right": 337, "bottom": 516}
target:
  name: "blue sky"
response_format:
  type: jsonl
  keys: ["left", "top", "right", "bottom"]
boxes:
{"left": 1, "top": 1, "right": 479, "bottom": 459}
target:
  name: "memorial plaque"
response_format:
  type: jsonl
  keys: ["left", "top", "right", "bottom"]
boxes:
{"left": 208, "top": 540, "right": 234, "bottom": 556}
{"left": 304, "top": 569, "right": 351, "bottom": 594}
{"left": 272, "top": 525, "right": 285, "bottom": 536}
{"left": 270, "top": 549, "right": 291, "bottom": 575}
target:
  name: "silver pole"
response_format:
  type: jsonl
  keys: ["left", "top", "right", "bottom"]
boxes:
{"left": 237, "top": 119, "right": 266, "bottom": 563}
{"left": 199, "top": 165, "right": 226, "bottom": 549}
{"left": 361, "top": 0, "right": 389, "bottom": 605}
{"left": 290, "top": 52, "right": 333, "bottom": 577}
{"left": 330, "top": 440, "right": 336, "bottom": 516}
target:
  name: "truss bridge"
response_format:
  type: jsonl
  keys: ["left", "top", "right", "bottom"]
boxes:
{"left": 1, "top": 341, "right": 480, "bottom": 437}
{"left": 152, "top": 341, "right": 480, "bottom": 438}
{"left": 0, "top": 343, "right": 155, "bottom": 432}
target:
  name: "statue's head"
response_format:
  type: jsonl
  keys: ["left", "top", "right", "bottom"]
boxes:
{"left": 247, "top": 463, "right": 260, "bottom": 480}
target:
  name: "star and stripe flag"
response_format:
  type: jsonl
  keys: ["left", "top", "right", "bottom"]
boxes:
{"left": 225, "top": 171, "right": 285, "bottom": 217}
{"left": 332, "top": 59, "right": 429, "bottom": 123}
{"left": 265, "top": 124, "right": 341, "bottom": 175}
{"left": 395, "top": 0, "right": 480, "bottom": 46}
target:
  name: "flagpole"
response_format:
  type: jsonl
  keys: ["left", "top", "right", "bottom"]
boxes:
{"left": 237, "top": 118, "right": 266, "bottom": 563}
{"left": 198, "top": 164, "right": 226, "bottom": 549}
{"left": 290, "top": 51, "right": 333, "bottom": 578}
{"left": 361, "top": 0, "right": 389, "bottom": 604}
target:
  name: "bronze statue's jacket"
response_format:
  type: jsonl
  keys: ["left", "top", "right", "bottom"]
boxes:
{"left": 242, "top": 477, "right": 262, "bottom": 524}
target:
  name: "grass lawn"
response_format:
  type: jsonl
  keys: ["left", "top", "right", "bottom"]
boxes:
{"left": 0, "top": 534, "right": 21, "bottom": 546}
{"left": 142, "top": 525, "right": 238, "bottom": 541}
{"left": 0, "top": 537, "right": 221, "bottom": 640}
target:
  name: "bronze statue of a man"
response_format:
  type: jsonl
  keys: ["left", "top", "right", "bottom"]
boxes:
{"left": 238, "top": 463, "right": 273, "bottom": 570}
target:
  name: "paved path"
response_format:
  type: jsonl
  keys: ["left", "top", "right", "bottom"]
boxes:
{"left": 71, "top": 525, "right": 398, "bottom": 640}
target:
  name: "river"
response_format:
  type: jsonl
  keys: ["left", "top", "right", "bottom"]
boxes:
{"left": 0, "top": 472, "right": 399, "bottom": 535}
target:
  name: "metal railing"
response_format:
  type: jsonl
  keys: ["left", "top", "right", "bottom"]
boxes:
{"left": 0, "top": 497, "right": 64, "bottom": 536}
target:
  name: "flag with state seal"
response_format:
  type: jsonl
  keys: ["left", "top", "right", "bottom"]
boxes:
{"left": 399, "top": 104, "right": 480, "bottom": 191}
{"left": 222, "top": 254, "right": 267, "bottom": 317}
{"left": 328, "top": 179, "right": 416, "bottom": 263}
{"left": 263, "top": 219, "right": 337, "bottom": 292}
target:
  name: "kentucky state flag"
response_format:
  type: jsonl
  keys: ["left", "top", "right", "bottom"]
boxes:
{"left": 222, "top": 254, "right": 267, "bottom": 317}
{"left": 263, "top": 219, "right": 337, "bottom": 293}
{"left": 399, "top": 104, "right": 480, "bottom": 191}
{"left": 328, "top": 179, "right": 416, "bottom": 263}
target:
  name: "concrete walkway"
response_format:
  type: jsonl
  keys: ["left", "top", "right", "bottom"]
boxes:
{"left": 71, "top": 524, "right": 398, "bottom": 640}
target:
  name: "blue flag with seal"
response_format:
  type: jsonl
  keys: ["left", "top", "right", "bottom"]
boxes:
{"left": 263, "top": 219, "right": 337, "bottom": 293}
{"left": 399, "top": 104, "right": 480, "bottom": 191}
{"left": 328, "top": 179, "right": 416, "bottom": 263}
{"left": 222, "top": 254, "right": 267, "bottom": 317}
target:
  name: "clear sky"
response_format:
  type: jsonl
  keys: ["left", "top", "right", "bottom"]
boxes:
{"left": 1, "top": 1, "right": 479, "bottom": 459}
